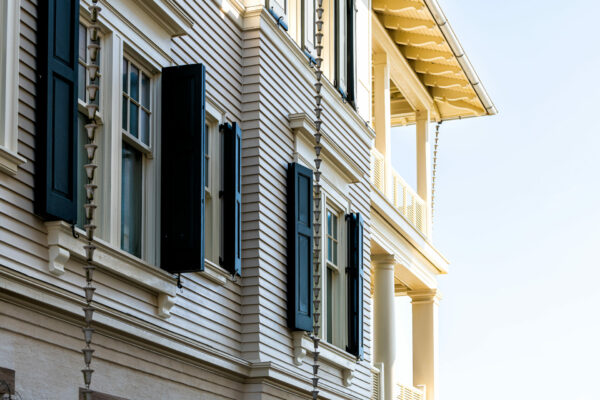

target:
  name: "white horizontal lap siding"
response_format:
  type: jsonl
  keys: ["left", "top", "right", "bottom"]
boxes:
{"left": 239, "top": 18, "right": 373, "bottom": 397}
{"left": 2, "top": 0, "right": 250, "bottom": 368}
{"left": 168, "top": 0, "right": 248, "bottom": 356}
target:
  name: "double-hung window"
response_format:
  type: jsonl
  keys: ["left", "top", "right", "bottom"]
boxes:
{"left": 121, "top": 57, "right": 154, "bottom": 258}
{"left": 324, "top": 203, "right": 346, "bottom": 347}
{"left": 204, "top": 117, "right": 223, "bottom": 266}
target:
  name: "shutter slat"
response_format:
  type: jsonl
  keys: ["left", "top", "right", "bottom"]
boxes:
{"left": 222, "top": 122, "right": 242, "bottom": 276}
{"left": 287, "top": 163, "right": 314, "bottom": 331}
{"left": 35, "top": 0, "right": 79, "bottom": 222}
{"left": 161, "top": 64, "right": 206, "bottom": 273}
{"left": 346, "top": 212, "right": 364, "bottom": 358}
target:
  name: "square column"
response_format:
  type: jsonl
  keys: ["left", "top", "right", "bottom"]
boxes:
{"left": 373, "top": 53, "right": 393, "bottom": 200}
{"left": 416, "top": 109, "right": 432, "bottom": 236}
{"left": 372, "top": 254, "right": 397, "bottom": 400}
{"left": 409, "top": 289, "right": 441, "bottom": 400}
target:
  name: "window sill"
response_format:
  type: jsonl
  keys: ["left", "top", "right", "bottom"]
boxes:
{"left": 0, "top": 144, "right": 26, "bottom": 175}
{"left": 45, "top": 221, "right": 178, "bottom": 318}
{"left": 201, "top": 259, "right": 232, "bottom": 286}
{"left": 291, "top": 331, "right": 357, "bottom": 386}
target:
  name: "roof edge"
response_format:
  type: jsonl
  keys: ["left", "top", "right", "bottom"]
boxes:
{"left": 422, "top": 0, "right": 498, "bottom": 116}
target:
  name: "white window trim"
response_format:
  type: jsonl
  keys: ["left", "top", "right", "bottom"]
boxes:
{"left": 0, "top": 0, "right": 26, "bottom": 175}
{"left": 321, "top": 187, "right": 350, "bottom": 349}
{"left": 202, "top": 100, "right": 235, "bottom": 284}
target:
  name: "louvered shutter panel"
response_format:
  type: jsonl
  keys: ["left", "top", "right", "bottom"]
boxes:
{"left": 346, "top": 212, "right": 364, "bottom": 358}
{"left": 287, "top": 162, "right": 313, "bottom": 331}
{"left": 161, "top": 64, "right": 206, "bottom": 273}
{"left": 221, "top": 122, "right": 242, "bottom": 276}
{"left": 347, "top": 0, "right": 357, "bottom": 106}
{"left": 35, "top": 0, "right": 80, "bottom": 222}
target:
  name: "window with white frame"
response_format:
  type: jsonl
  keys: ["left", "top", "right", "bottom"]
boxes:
{"left": 323, "top": 201, "right": 346, "bottom": 348}
{"left": 204, "top": 117, "right": 223, "bottom": 266}
{"left": 120, "top": 56, "right": 154, "bottom": 258}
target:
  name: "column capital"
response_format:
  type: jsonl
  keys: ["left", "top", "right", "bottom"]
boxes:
{"left": 371, "top": 253, "right": 397, "bottom": 268}
{"left": 408, "top": 288, "right": 442, "bottom": 303}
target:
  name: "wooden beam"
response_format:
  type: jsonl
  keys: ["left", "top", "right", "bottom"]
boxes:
{"left": 412, "top": 61, "right": 462, "bottom": 76}
{"left": 381, "top": 15, "right": 436, "bottom": 31}
{"left": 431, "top": 87, "right": 475, "bottom": 101}
{"left": 394, "top": 31, "right": 443, "bottom": 47}
{"left": 422, "top": 75, "right": 470, "bottom": 89}
{"left": 372, "top": 0, "right": 424, "bottom": 13}
{"left": 441, "top": 99, "right": 484, "bottom": 114}
{"left": 403, "top": 46, "right": 453, "bottom": 62}
{"left": 391, "top": 98, "right": 414, "bottom": 115}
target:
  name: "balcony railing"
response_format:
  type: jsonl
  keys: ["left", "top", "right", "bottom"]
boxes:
{"left": 371, "top": 148, "right": 428, "bottom": 235}
{"left": 397, "top": 384, "right": 425, "bottom": 400}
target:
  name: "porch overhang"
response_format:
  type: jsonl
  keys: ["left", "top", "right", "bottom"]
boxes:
{"left": 372, "top": 0, "right": 497, "bottom": 123}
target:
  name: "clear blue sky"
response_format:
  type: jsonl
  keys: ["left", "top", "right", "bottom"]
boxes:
{"left": 391, "top": 1, "right": 600, "bottom": 399}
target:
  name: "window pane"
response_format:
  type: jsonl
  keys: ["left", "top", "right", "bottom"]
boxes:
{"left": 141, "top": 110, "right": 150, "bottom": 145}
{"left": 78, "top": 23, "right": 86, "bottom": 61}
{"left": 333, "top": 214, "right": 338, "bottom": 239}
{"left": 142, "top": 73, "right": 150, "bottom": 109}
{"left": 130, "top": 64, "right": 139, "bottom": 102}
{"left": 130, "top": 103, "right": 139, "bottom": 138}
{"left": 205, "top": 124, "right": 209, "bottom": 188}
{"left": 78, "top": 64, "right": 86, "bottom": 101}
{"left": 76, "top": 112, "right": 88, "bottom": 228}
{"left": 327, "top": 211, "right": 332, "bottom": 235}
{"left": 121, "top": 142, "right": 142, "bottom": 258}
{"left": 333, "top": 241, "right": 338, "bottom": 265}
{"left": 327, "top": 267, "right": 333, "bottom": 343}
{"left": 122, "top": 59, "right": 128, "bottom": 94}
{"left": 327, "top": 237, "right": 332, "bottom": 262}
{"left": 122, "top": 95, "right": 128, "bottom": 131}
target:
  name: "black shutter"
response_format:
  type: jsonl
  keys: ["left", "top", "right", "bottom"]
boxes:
{"left": 161, "top": 64, "right": 206, "bottom": 273}
{"left": 287, "top": 162, "right": 313, "bottom": 331}
{"left": 346, "top": 212, "right": 364, "bottom": 359}
{"left": 221, "top": 122, "right": 242, "bottom": 276}
{"left": 35, "top": 0, "right": 80, "bottom": 222}
{"left": 346, "top": 0, "right": 357, "bottom": 106}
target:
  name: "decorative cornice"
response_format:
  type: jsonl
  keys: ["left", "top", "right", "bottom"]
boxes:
{"left": 289, "top": 113, "right": 364, "bottom": 183}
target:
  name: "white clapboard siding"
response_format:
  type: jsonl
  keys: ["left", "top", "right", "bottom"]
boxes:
{"left": 0, "top": 0, "right": 376, "bottom": 398}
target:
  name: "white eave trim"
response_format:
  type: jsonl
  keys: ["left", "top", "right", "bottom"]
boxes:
{"left": 422, "top": 0, "right": 497, "bottom": 116}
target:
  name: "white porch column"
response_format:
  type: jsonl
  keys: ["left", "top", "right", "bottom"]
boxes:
{"left": 416, "top": 109, "right": 432, "bottom": 236}
{"left": 409, "top": 289, "right": 441, "bottom": 400}
{"left": 372, "top": 254, "right": 397, "bottom": 400}
{"left": 373, "top": 53, "right": 393, "bottom": 199}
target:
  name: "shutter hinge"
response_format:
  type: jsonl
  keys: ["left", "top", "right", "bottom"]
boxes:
{"left": 71, "top": 222, "right": 80, "bottom": 239}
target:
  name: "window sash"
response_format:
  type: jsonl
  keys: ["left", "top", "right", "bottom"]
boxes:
{"left": 302, "top": 0, "right": 316, "bottom": 55}
{"left": 122, "top": 57, "right": 152, "bottom": 150}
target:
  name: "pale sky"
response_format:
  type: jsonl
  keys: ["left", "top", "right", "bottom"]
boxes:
{"left": 390, "top": 1, "right": 600, "bottom": 399}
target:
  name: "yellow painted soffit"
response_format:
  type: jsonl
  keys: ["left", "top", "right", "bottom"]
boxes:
{"left": 372, "top": 0, "right": 497, "bottom": 121}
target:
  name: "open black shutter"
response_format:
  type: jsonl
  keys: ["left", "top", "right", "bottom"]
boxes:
{"left": 346, "top": 212, "right": 364, "bottom": 359}
{"left": 221, "top": 122, "right": 242, "bottom": 276}
{"left": 35, "top": 0, "right": 80, "bottom": 222}
{"left": 161, "top": 64, "right": 206, "bottom": 273}
{"left": 346, "top": 0, "right": 357, "bottom": 107}
{"left": 287, "top": 162, "right": 313, "bottom": 331}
